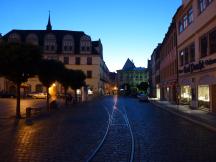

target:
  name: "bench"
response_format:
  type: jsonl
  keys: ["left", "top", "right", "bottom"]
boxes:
{"left": 26, "top": 107, "right": 42, "bottom": 119}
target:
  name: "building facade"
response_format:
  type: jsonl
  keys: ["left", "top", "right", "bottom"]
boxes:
{"left": 117, "top": 58, "right": 148, "bottom": 94}
{"left": 176, "top": 0, "right": 216, "bottom": 112}
{"left": 160, "top": 15, "right": 178, "bottom": 103}
{"left": 0, "top": 16, "right": 110, "bottom": 97}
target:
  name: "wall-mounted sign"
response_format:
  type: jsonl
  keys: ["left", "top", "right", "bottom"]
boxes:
{"left": 179, "top": 58, "right": 216, "bottom": 74}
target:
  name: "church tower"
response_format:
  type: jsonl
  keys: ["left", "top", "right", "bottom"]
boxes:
{"left": 46, "top": 11, "right": 52, "bottom": 30}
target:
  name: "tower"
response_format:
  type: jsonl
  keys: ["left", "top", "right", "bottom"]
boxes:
{"left": 46, "top": 11, "right": 52, "bottom": 31}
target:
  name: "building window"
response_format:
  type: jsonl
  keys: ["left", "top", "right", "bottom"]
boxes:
{"left": 188, "top": 7, "right": 193, "bottom": 24}
{"left": 180, "top": 51, "right": 184, "bottom": 66}
{"left": 209, "top": 29, "right": 216, "bottom": 54}
{"left": 199, "top": 0, "right": 213, "bottom": 13}
{"left": 87, "top": 71, "right": 92, "bottom": 78}
{"left": 75, "top": 57, "right": 80, "bottom": 65}
{"left": 64, "top": 57, "right": 69, "bottom": 64}
{"left": 62, "top": 35, "right": 74, "bottom": 54}
{"left": 179, "top": 6, "right": 193, "bottom": 33}
{"left": 87, "top": 57, "right": 92, "bottom": 65}
{"left": 184, "top": 48, "right": 189, "bottom": 65}
{"left": 189, "top": 43, "right": 195, "bottom": 62}
{"left": 179, "top": 21, "right": 184, "bottom": 33}
{"left": 200, "top": 35, "right": 208, "bottom": 58}
{"left": 44, "top": 34, "right": 57, "bottom": 53}
{"left": 183, "top": 14, "right": 188, "bottom": 29}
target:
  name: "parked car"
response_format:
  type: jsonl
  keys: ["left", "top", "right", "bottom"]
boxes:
{"left": 27, "top": 92, "right": 47, "bottom": 99}
{"left": 137, "top": 93, "right": 149, "bottom": 102}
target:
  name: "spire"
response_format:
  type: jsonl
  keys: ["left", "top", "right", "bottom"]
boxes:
{"left": 46, "top": 11, "right": 52, "bottom": 31}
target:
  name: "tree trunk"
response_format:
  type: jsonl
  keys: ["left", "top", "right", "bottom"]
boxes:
{"left": 16, "top": 83, "right": 21, "bottom": 119}
{"left": 46, "top": 86, "right": 50, "bottom": 112}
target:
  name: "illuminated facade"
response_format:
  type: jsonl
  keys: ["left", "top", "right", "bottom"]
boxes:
{"left": 177, "top": 0, "right": 216, "bottom": 112}
{"left": 0, "top": 15, "right": 110, "bottom": 97}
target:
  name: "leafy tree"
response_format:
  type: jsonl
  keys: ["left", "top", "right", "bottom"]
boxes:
{"left": 38, "top": 59, "right": 65, "bottom": 111}
{"left": 0, "top": 42, "right": 42, "bottom": 118}
{"left": 70, "top": 70, "right": 86, "bottom": 102}
{"left": 58, "top": 68, "right": 75, "bottom": 104}
{"left": 137, "top": 82, "right": 149, "bottom": 94}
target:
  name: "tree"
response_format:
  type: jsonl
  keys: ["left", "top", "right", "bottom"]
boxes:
{"left": 70, "top": 70, "right": 86, "bottom": 102}
{"left": 58, "top": 68, "right": 75, "bottom": 105}
{"left": 38, "top": 59, "right": 65, "bottom": 111}
{"left": 137, "top": 82, "right": 149, "bottom": 94}
{"left": 0, "top": 42, "right": 42, "bottom": 118}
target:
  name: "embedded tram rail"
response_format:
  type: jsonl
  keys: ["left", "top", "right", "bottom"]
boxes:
{"left": 86, "top": 105, "right": 134, "bottom": 162}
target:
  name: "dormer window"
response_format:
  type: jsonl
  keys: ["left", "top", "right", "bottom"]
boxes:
{"left": 80, "top": 35, "right": 91, "bottom": 54}
{"left": 62, "top": 35, "right": 74, "bottom": 54}
{"left": 44, "top": 34, "right": 57, "bottom": 53}
{"left": 26, "top": 34, "right": 38, "bottom": 45}
{"left": 8, "top": 33, "right": 21, "bottom": 43}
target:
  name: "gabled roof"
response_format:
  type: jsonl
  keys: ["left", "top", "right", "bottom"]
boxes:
{"left": 3, "top": 29, "right": 101, "bottom": 55}
{"left": 122, "top": 58, "right": 136, "bottom": 70}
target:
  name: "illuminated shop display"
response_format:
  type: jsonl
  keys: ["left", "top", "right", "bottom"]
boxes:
{"left": 198, "top": 85, "right": 210, "bottom": 109}
{"left": 180, "top": 85, "right": 191, "bottom": 104}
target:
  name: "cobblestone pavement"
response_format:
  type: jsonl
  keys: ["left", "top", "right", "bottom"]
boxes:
{"left": 120, "top": 97, "right": 216, "bottom": 162}
{"left": 91, "top": 107, "right": 132, "bottom": 162}
{"left": 1, "top": 96, "right": 216, "bottom": 162}
{"left": 0, "top": 98, "right": 108, "bottom": 162}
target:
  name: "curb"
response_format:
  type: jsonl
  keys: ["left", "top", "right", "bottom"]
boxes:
{"left": 150, "top": 100, "right": 216, "bottom": 132}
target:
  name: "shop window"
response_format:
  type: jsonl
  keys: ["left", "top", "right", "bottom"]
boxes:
{"left": 209, "top": 29, "right": 216, "bottom": 54}
{"left": 200, "top": 35, "right": 208, "bottom": 58}
{"left": 180, "top": 86, "right": 192, "bottom": 105}
{"left": 198, "top": 85, "right": 210, "bottom": 109}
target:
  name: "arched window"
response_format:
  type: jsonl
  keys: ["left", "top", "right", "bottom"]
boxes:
{"left": 26, "top": 34, "right": 38, "bottom": 45}
{"left": 80, "top": 35, "right": 91, "bottom": 54}
{"left": 8, "top": 33, "right": 21, "bottom": 43}
{"left": 44, "top": 34, "right": 57, "bottom": 53}
{"left": 62, "top": 35, "right": 74, "bottom": 54}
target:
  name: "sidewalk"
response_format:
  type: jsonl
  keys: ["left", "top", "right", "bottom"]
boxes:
{"left": 149, "top": 98, "right": 216, "bottom": 132}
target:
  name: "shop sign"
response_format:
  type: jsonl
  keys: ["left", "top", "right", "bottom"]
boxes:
{"left": 179, "top": 58, "right": 216, "bottom": 74}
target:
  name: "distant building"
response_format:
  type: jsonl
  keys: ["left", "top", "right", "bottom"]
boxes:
{"left": 117, "top": 58, "right": 148, "bottom": 93}
{"left": 108, "top": 72, "right": 118, "bottom": 95}
{"left": 0, "top": 14, "right": 110, "bottom": 97}
{"left": 149, "top": 44, "right": 161, "bottom": 99}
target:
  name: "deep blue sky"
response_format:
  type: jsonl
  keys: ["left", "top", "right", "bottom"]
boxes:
{"left": 1, "top": 0, "right": 181, "bottom": 72}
